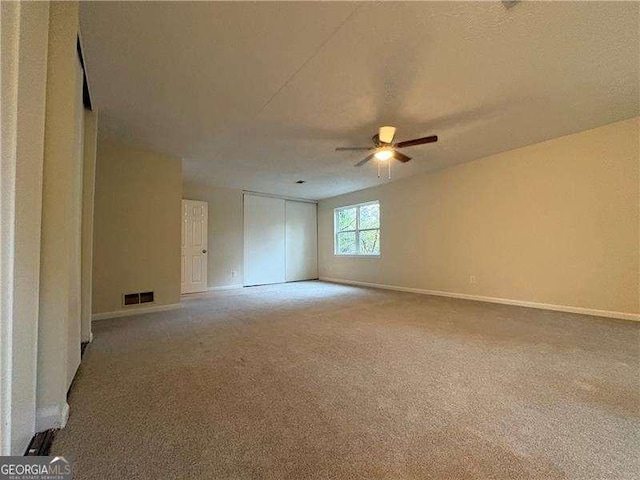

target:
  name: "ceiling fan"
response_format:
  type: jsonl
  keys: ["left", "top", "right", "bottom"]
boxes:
{"left": 336, "top": 126, "right": 438, "bottom": 175}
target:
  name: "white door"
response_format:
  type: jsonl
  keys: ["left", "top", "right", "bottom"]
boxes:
{"left": 244, "top": 194, "right": 286, "bottom": 286}
{"left": 181, "top": 200, "right": 208, "bottom": 293}
{"left": 285, "top": 201, "right": 318, "bottom": 282}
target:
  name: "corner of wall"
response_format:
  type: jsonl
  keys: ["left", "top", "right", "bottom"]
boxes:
{"left": 35, "top": 402, "right": 69, "bottom": 432}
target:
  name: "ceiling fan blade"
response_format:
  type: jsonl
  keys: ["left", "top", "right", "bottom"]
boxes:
{"left": 395, "top": 135, "right": 438, "bottom": 149}
{"left": 355, "top": 153, "right": 376, "bottom": 167}
{"left": 335, "top": 147, "right": 374, "bottom": 151}
{"left": 392, "top": 151, "right": 411, "bottom": 163}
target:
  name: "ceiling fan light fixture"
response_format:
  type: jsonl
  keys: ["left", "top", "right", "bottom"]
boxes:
{"left": 374, "top": 149, "right": 393, "bottom": 161}
{"left": 379, "top": 126, "right": 397, "bottom": 144}
{"left": 337, "top": 126, "right": 437, "bottom": 170}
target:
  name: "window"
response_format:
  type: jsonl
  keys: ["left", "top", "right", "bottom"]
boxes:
{"left": 334, "top": 201, "right": 380, "bottom": 256}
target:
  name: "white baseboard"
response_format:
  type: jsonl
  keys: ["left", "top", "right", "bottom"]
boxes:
{"left": 36, "top": 402, "right": 69, "bottom": 432}
{"left": 208, "top": 284, "right": 243, "bottom": 291}
{"left": 319, "top": 277, "right": 639, "bottom": 322}
{"left": 92, "top": 303, "right": 182, "bottom": 321}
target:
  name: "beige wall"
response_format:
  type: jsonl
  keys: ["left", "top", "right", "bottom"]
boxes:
{"left": 319, "top": 118, "right": 639, "bottom": 317}
{"left": 0, "top": 0, "right": 50, "bottom": 454}
{"left": 37, "top": 0, "right": 82, "bottom": 431}
{"left": 81, "top": 109, "right": 98, "bottom": 341}
{"left": 93, "top": 140, "right": 182, "bottom": 314}
{"left": 66, "top": 46, "right": 84, "bottom": 390}
{"left": 182, "top": 182, "right": 244, "bottom": 288}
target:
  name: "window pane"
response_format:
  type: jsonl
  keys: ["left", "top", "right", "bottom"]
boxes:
{"left": 359, "top": 229, "right": 380, "bottom": 255}
{"left": 337, "top": 207, "right": 357, "bottom": 232}
{"left": 337, "top": 232, "right": 357, "bottom": 254}
{"left": 359, "top": 203, "right": 380, "bottom": 229}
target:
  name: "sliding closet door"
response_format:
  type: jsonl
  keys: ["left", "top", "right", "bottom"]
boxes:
{"left": 285, "top": 201, "right": 318, "bottom": 282}
{"left": 244, "top": 194, "right": 286, "bottom": 286}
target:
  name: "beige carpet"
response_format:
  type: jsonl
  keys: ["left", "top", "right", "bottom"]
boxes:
{"left": 53, "top": 281, "right": 639, "bottom": 479}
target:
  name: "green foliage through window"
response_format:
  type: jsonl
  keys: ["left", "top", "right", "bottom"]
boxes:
{"left": 334, "top": 201, "right": 380, "bottom": 256}
{"left": 359, "top": 229, "right": 380, "bottom": 255}
{"left": 337, "top": 232, "right": 357, "bottom": 254}
{"left": 359, "top": 204, "right": 379, "bottom": 229}
{"left": 337, "top": 208, "right": 357, "bottom": 232}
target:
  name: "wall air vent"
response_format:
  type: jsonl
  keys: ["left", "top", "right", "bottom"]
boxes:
{"left": 140, "top": 291, "right": 154, "bottom": 304}
{"left": 123, "top": 291, "right": 155, "bottom": 306}
{"left": 123, "top": 293, "right": 140, "bottom": 306}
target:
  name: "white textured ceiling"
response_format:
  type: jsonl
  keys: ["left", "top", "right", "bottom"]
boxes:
{"left": 80, "top": 1, "right": 639, "bottom": 200}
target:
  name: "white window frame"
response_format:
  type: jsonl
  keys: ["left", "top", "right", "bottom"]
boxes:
{"left": 333, "top": 201, "right": 381, "bottom": 257}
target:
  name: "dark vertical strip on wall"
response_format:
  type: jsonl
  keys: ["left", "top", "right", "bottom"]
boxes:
{"left": 76, "top": 36, "right": 92, "bottom": 110}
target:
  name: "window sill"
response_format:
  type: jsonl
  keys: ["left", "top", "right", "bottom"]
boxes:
{"left": 334, "top": 254, "right": 381, "bottom": 259}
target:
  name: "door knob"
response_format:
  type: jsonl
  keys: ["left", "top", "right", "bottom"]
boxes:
{"left": 202, "top": 249, "right": 207, "bottom": 254}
